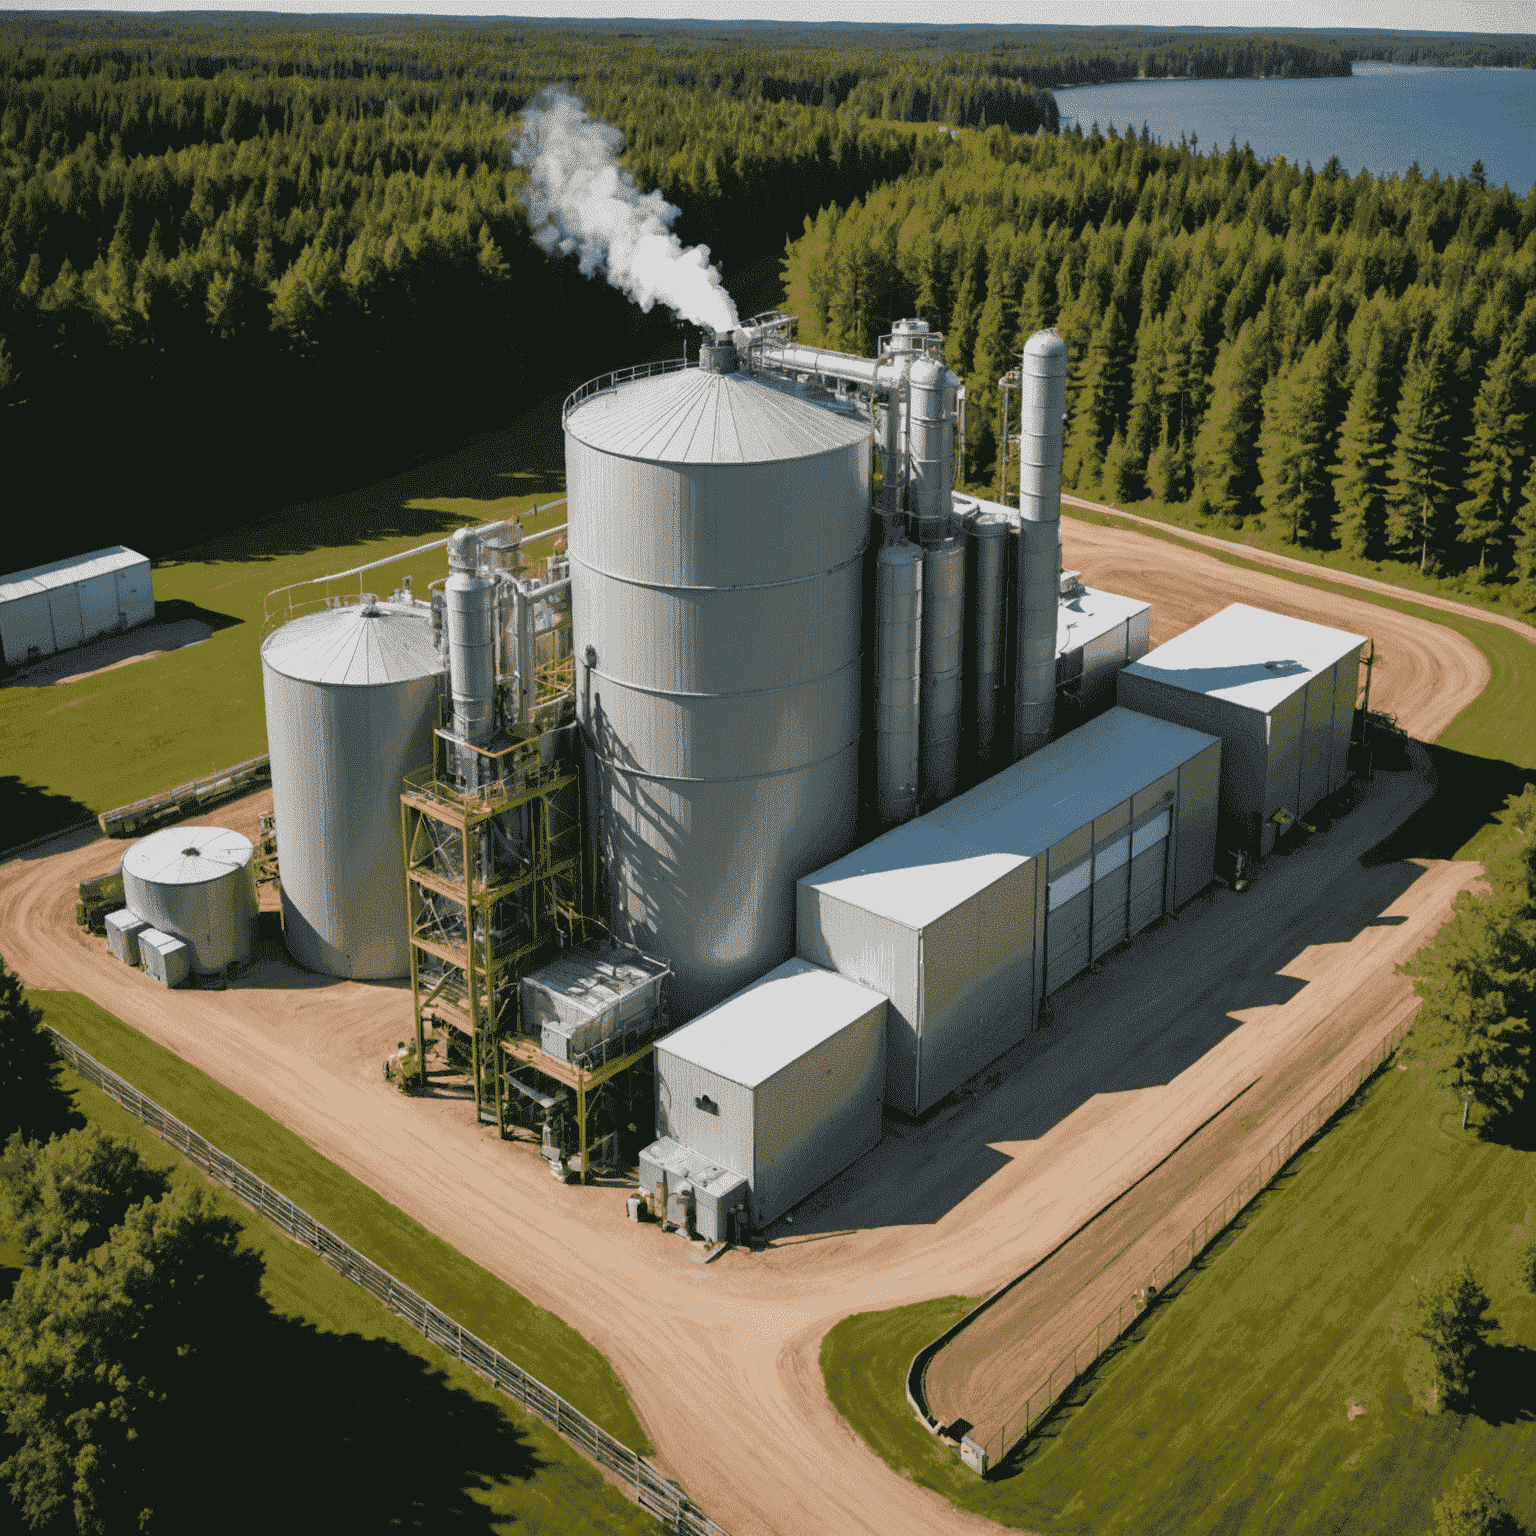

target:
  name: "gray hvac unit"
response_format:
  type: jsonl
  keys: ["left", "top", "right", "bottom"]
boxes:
{"left": 139, "top": 928, "right": 190, "bottom": 989}
{"left": 566, "top": 342, "right": 871, "bottom": 1020}
{"left": 105, "top": 909, "right": 152, "bottom": 967}
{"left": 261, "top": 600, "right": 442, "bottom": 978}
{"left": 1117, "top": 603, "right": 1365, "bottom": 857}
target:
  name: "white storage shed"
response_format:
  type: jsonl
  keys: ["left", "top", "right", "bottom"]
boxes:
{"left": 799, "top": 707, "right": 1222, "bottom": 1117}
{"left": 1116, "top": 603, "right": 1365, "bottom": 857}
{"left": 0, "top": 547, "right": 154, "bottom": 668}
{"left": 653, "top": 958, "right": 886, "bottom": 1227}
{"left": 1057, "top": 579, "right": 1152, "bottom": 705}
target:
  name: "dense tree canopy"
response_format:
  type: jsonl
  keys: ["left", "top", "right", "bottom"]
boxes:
{"left": 784, "top": 123, "right": 1536, "bottom": 592}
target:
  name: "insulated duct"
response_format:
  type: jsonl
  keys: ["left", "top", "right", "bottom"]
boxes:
{"left": 919, "top": 536, "right": 966, "bottom": 806}
{"left": 1015, "top": 329, "right": 1067, "bottom": 759}
{"left": 964, "top": 508, "right": 1011, "bottom": 775}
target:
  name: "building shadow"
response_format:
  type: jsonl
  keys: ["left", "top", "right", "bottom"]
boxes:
{"left": 782, "top": 842, "right": 1427, "bottom": 1236}
{"left": 1, "top": 601, "right": 244, "bottom": 690}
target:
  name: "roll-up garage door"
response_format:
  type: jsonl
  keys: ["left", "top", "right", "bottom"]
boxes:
{"left": 1128, "top": 810, "right": 1171, "bottom": 935}
{"left": 1045, "top": 860, "right": 1091, "bottom": 991}
{"left": 1091, "top": 833, "right": 1130, "bottom": 959}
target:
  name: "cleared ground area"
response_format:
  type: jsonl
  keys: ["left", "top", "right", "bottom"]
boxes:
{"left": 0, "top": 522, "right": 1493, "bottom": 1536}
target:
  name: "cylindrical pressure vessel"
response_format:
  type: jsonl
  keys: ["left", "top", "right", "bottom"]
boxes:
{"left": 964, "top": 510, "right": 1011, "bottom": 776}
{"left": 875, "top": 542, "right": 923, "bottom": 827}
{"left": 907, "top": 355, "right": 961, "bottom": 546}
{"left": 566, "top": 356, "right": 871, "bottom": 1019}
{"left": 446, "top": 570, "right": 495, "bottom": 748}
{"left": 261, "top": 601, "right": 441, "bottom": 979}
{"left": 121, "top": 826, "right": 257, "bottom": 975}
{"left": 919, "top": 536, "right": 966, "bottom": 807}
{"left": 1016, "top": 329, "right": 1067, "bottom": 759}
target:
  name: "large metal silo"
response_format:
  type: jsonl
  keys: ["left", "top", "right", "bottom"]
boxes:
{"left": 566, "top": 343, "right": 871, "bottom": 1019}
{"left": 261, "top": 601, "right": 442, "bottom": 979}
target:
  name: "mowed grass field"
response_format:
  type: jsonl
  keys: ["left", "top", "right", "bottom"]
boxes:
{"left": 823, "top": 1066, "right": 1536, "bottom": 1535}
{"left": 35, "top": 990, "right": 651, "bottom": 1454}
{"left": 9, "top": 1048, "right": 660, "bottom": 1535}
{"left": 1, "top": 393, "right": 570, "bottom": 845}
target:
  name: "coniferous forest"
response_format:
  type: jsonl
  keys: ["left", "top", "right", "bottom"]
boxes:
{"left": 1, "top": 15, "right": 1534, "bottom": 595}
{"left": 786, "top": 125, "right": 1536, "bottom": 594}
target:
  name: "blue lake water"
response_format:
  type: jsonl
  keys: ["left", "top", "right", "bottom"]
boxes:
{"left": 1057, "top": 63, "right": 1536, "bottom": 194}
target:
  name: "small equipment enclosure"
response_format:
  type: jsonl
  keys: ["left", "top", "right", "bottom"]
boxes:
{"left": 652, "top": 957, "right": 886, "bottom": 1227}
{"left": 799, "top": 706, "right": 1222, "bottom": 1116}
{"left": 1116, "top": 603, "right": 1365, "bottom": 856}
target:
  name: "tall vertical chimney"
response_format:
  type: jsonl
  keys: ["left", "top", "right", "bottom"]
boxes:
{"left": 1014, "top": 329, "right": 1067, "bottom": 759}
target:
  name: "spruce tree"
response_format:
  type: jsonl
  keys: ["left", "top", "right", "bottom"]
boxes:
{"left": 0, "top": 958, "right": 70, "bottom": 1146}
{"left": 1258, "top": 331, "right": 1338, "bottom": 547}
{"left": 1387, "top": 326, "right": 1455, "bottom": 572}
{"left": 1332, "top": 331, "right": 1393, "bottom": 560}
{"left": 1192, "top": 313, "right": 1271, "bottom": 527}
{"left": 1457, "top": 337, "right": 1529, "bottom": 580}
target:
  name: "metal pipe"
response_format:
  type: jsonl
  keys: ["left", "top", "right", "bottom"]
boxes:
{"left": 964, "top": 509, "right": 1010, "bottom": 775}
{"left": 908, "top": 355, "right": 961, "bottom": 545}
{"left": 1014, "top": 330, "right": 1067, "bottom": 760}
{"left": 920, "top": 536, "right": 966, "bottom": 806}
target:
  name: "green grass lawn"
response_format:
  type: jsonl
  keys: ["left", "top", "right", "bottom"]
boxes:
{"left": 823, "top": 1069, "right": 1536, "bottom": 1535}
{"left": 14, "top": 1053, "right": 660, "bottom": 1535}
{"left": 1, "top": 392, "right": 570, "bottom": 844}
{"left": 35, "top": 990, "right": 651, "bottom": 1453}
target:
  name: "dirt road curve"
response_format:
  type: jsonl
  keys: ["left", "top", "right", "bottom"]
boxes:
{"left": 0, "top": 540, "right": 1490, "bottom": 1536}
{"left": 1060, "top": 513, "right": 1489, "bottom": 743}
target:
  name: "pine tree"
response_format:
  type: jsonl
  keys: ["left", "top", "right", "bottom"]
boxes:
{"left": 1258, "top": 331, "right": 1338, "bottom": 547}
{"left": 1192, "top": 313, "right": 1271, "bottom": 527}
{"left": 1431, "top": 1470, "right": 1512, "bottom": 1536}
{"left": 1403, "top": 1259, "right": 1498, "bottom": 1412}
{"left": 1457, "top": 338, "right": 1530, "bottom": 580}
{"left": 0, "top": 958, "right": 70, "bottom": 1145}
{"left": 1387, "top": 326, "right": 1455, "bottom": 572}
{"left": 1332, "top": 330, "right": 1393, "bottom": 560}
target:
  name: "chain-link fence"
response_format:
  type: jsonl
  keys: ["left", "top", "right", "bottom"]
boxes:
{"left": 46, "top": 1026, "right": 729, "bottom": 1536}
{"left": 983, "top": 1016, "right": 1412, "bottom": 1467}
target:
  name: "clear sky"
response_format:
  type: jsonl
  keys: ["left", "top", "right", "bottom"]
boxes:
{"left": 0, "top": 0, "right": 1531, "bottom": 29}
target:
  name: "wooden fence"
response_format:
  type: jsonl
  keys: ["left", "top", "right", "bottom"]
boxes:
{"left": 46, "top": 1027, "right": 729, "bottom": 1536}
{"left": 978, "top": 1017, "right": 1412, "bottom": 1467}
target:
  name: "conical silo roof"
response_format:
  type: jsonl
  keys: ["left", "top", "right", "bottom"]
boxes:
{"left": 261, "top": 601, "right": 439, "bottom": 686}
{"left": 565, "top": 365, "right": 871, "bottom": 466}
{"left": 122, "top": 826, "right": 253, "bottom": 886}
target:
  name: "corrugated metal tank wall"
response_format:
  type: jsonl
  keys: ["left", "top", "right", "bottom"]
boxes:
{"left": 261, "top": 601, "right": 441, "bottom": 979}
{"left": 566, "top": 362, "right": 872, "bottom": 1020}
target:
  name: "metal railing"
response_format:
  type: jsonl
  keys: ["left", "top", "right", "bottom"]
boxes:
{"left": 45, "top": 1027, "right": 730, "bottom": 1536}
{"left": 562, "top": 357, "right": 694, "bottom": 425}
{"left": 972, "top": 1016, "right": 1412, "bottom": 1467}
{"left": 98, "top": 754, "right": 272, "bottom": 838}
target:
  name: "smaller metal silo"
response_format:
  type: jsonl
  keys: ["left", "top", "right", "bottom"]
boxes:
{"left": 121, "top": 826, "right": 257, "bottom": 974}
{"left": 919, "top": 537, "right": 966, "bottom": 806}
{"left": 906, "top": 355, "right": 961, "bottom": 545}
{"left": 261, "top": 600, "right": 442, "bottom": 980}
{"left": 874, "top": 542, "right": 923, "bottom": 827}
{"left": 964, "top": 509, "right": 1011, "bottom": 775}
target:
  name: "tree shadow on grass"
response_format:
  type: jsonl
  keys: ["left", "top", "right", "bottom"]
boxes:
{"left": 178, "top": 1309, "right": 547, "bottom": 1533}
{"left": 0, "top": 777, "right": 98, "bottom": 854}
{"left": 1362, "top": 744, "right": 1536, "bottom": 867}
{"left": 1470, "top": 1342, "right": 1536, "bottom": 1428}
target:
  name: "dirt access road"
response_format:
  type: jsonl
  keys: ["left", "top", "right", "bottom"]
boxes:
{"left": 0, "top": 522, "right": 1491, "bottom": 1536}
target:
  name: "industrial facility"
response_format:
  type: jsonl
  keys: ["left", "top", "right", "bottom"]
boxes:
{"left": 0, "top": 545, "right": 154, "bottom": 669}
{"left": 81, "top": 311, "right": 1372, "bottom": 1235}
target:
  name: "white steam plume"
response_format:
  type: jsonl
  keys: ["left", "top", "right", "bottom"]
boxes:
{"left": 511, "top": 88, "right": 739, "bottom": 336}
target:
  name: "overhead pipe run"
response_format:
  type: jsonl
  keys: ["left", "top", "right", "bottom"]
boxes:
{"left": 1015, "top": 329, "right": 1068, "bottom": 760}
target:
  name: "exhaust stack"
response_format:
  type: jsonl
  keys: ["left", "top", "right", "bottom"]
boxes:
{"left": 1014, "top": 329, "right": 1067, "bottom": 759}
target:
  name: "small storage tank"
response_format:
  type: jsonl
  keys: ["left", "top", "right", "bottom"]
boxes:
{"left": 120, "top": 826, "right": 257, "bottom": 974}
{"left": 261, "top": 601, "right": 441, "bottom": 978}
{"left": 566, "top": 341, "right": 871, "bottom": 1019}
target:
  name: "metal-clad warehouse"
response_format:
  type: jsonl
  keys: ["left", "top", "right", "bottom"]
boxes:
{"left": 652, "top": 958, "right": 886, "bottom": 1227}
{"left": 1116, "top": 603, "right": 1365, "bottom": 858}
{"left": 0, "top": 546, "right": 153, "bottom": 668}
{"left": 799, "top": 707, "right": 1222, "bottom": 1117}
